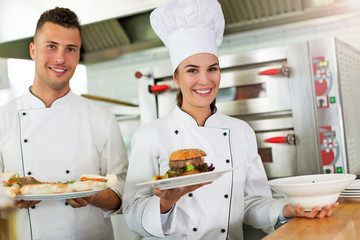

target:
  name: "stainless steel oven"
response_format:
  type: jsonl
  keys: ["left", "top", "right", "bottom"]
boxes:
{"left": 135, "top": 37, "right": 360, "bottom": 178}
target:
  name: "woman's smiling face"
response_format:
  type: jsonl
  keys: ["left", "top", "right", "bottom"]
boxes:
{"left": 174, "top": 53, "right": 220, "bottom": 113}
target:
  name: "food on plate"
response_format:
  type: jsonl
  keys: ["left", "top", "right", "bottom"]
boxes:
{"left": 68, "top": 174, "right": 117, "bottom": 192}
{"left": 150, "top": 149, "right": 215, "bottom": 181}
{"left": 1, "top": 170, "right": 18, "bottom": 183}
{"left": 4, "top": 173, "right": 22, "bottom": 187}
{"left": 3, "top": 186, "right": 21, "bottom": 198}
{"left": 166, "top": 149, "right": 215, "bottom": 178}
{"left": 20, "top": 183, "right": 69, "bottom": 195}
{"left": 1, "top": 171, "right": 117, "bottom": 197}
{"left": 2, "top": 171, "right": 22, "bottom": 197}
{"left": 2, "top": 170, "right": 42, "bottom": 187}
{"left": 21, "top": 176, "right": 42, "bottom": 185}
{"left": 150, "top": 175, "right": 167, "bottom": 181}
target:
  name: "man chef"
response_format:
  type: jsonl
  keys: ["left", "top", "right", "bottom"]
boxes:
{"left": 0, "top": 7, "right": 128, "bottom": 240}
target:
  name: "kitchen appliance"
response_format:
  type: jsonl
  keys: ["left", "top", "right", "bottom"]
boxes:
{"left": 135, "top": 37, "right": 360, "bottom": 178}
{"left": 0, "top": 58, "right": 9, "bottom": 89}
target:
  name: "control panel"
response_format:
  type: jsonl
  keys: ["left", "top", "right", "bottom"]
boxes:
{"left": 312, "top": 56, "right": 346, "bottom": 174}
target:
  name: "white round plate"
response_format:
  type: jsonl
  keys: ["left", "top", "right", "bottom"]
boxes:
{"left": 344, "top": 179, "right": 360, "bottom": 190}
{"left": 341, "top": 190, "right": 360, "bottom": 194}
{"left": 340, "top": 195, "right": 360, "bottom": 202}
{"left": 339, "top": 192, "right": 360, "bottom": 196}
{"left": 136, "top": 168, "right": 237, "bottom": 190}
{"left": 15, "top": 189, "right": 104, "bottom": 200}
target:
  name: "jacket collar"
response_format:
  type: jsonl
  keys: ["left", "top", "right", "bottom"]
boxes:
{"left": 23, "top": 87, "right": 74, "bottom": 109}
{"left": 173, "top": 105, "right": 219, "bottom": 127}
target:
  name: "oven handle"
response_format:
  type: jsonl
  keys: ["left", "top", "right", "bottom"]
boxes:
{"left": 259, "top": 68, "right": 281, "bottom": 76}
{"left": 258, "top": 65, "right": 290, "bottom": 77}
{"left": 148, "top": 84, "right": 170, "bottom": 93}
{"left": 265, "top": 134, "right": 296, "bottom": 145}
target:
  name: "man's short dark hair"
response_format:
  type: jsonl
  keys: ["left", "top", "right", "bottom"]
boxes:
{"left": 34, "top": 7, "right": 81, "bottom": 40}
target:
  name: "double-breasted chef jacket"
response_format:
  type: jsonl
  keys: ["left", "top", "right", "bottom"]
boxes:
{"left": 0, "top": 89, "right": 128, "bottom": 240}
{"left": 123, "top": 106, "right": 287, "bottom": 240}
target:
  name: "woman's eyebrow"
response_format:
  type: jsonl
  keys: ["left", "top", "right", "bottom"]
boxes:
{"left": 184, "top": 64, "right": 200, "bottom": 68}
{"left": 184, "top": 63, "right": 219, "bottom": 69}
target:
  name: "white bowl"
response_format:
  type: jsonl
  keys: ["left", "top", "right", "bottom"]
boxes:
{"left": 268, "top": 174, "right": 356, "bottom": 210}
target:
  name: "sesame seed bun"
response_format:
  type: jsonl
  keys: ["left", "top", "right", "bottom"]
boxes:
{"left": 169, "top": 149, "right": 207, "bottom": 161}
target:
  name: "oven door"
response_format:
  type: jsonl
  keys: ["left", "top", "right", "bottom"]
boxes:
{"left": 216, "top": 64, "right": 291, "bottom": 116}
{"left": 256, "top": 130, "right": 297, "bottom": 179}
{"left": 247, "top": 117, "right": 297, "bottom": 179}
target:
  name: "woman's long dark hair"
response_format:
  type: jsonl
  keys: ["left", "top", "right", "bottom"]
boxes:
{"left": 174, "top": 68, "right": 216, "bottom": 112}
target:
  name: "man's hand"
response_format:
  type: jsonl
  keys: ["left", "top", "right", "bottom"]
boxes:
{"left": 65, "top": 196, "right": 94, "bottom": 208}
{"left": 15, "top": 199, "right": 41, "bottom": 209}
{"left": 66, "top": 188, "right": 121, "bottom": 210}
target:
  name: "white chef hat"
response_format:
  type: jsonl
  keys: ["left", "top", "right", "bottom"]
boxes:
{"left": 150, "top": 0, "right": 225, "bottom": 72}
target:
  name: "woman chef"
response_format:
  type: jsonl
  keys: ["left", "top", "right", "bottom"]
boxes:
{"left": 123, "top": 0, "right": 338, "bottom": 239}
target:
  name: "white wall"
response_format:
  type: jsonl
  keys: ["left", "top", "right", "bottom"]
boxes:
{"left": 0, "top": 0, "right": 167, "bottom": 44}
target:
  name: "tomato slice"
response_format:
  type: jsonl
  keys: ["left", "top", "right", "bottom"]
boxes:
{"left": 80, "top": 177, "right": 107, "bottom": 182}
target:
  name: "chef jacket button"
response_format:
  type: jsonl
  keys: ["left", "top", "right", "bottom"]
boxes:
{"left": 226, "top": 159, "right": 230, "bottom": 163}
{"left": 65, "top": 202, "right": 69, "bottom": 206}
{"left": 27, "top": 172, "right": 32, "bottom": 176}
{"left": 224, "top": 194, "right": 229, "bottom": 198}
{"left": 22, "top": 112, "right": 26, "bottom": 116}
{"left": 24, "top": 139, "right": 28, "bottom": 143}
{"left": 31, "top": 206, "right": 35, "bottom": 209}
{"left": 221, "top": 229, "right": 226, "bottom": 233}
{"left": 66, "top": 170, "right": 70, "bottom": 174}
{"left": 188, "top": 193, "right": 193, "bottom": 197}
{"left": 223, "top": 132, "right": 227, "bottom": 136}
{"left": 175, "top": 130, "right": 179, "bottom": 134}
{"left": 193, "top": 228, "right": 197, "bottom": 232}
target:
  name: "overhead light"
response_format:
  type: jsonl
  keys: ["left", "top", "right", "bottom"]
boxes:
{"left": 309, "top": 0, "right": 335, "bottom": 7}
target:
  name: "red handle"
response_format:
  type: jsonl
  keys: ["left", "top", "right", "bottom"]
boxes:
{"left": 149, "top": 85, "right": 170, "bottom": 93}
{"left": 135, "top": 71, "right": 143, "bottom": 79}
{"left": 265, "top": 136, "right": 287, "bottom": 143}
{"left": 135, "top": 71, "right": 153, "bottom": 79}
{"left": 259, "top": 68, "right": 282, "bottom": 76}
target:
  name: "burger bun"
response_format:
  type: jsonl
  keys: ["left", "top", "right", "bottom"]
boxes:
{"left": 169, "top": 149, "right": 206, "bottom": 161}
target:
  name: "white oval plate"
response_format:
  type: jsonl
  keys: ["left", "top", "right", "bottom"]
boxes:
{"left": 136, "top": 168, "right": 237, "bottom": 190}
{"left": 15, "top": 189, "right": 104, "bottom": 201}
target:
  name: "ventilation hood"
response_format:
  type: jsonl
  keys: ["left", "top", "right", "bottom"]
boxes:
{"left": 0, "top": 0, "right": 359, "bottom": 63}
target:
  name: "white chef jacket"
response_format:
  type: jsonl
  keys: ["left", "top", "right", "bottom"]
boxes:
{"left": 123, "top": 106, "right": 287, "bottom": 240}
{"left": 0, "top": 89, "right": 128, "bottom": 240}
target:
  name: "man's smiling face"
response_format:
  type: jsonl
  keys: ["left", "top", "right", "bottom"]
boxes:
{"left": 30, "top": 21, "right": 81, "bottom": 92}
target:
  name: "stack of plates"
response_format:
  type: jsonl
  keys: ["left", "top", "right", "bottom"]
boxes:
{"left": 340, "top": 179, "right": 360, "bottom": 202}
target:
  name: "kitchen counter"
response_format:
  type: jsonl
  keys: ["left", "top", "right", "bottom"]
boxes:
{"left": 262, "top": 201, "right": 360, "bottom": 240}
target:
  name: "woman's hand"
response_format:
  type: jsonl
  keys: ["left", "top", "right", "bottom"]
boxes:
{"left": 283, "top": 202, "right": 339, "bottom": 219}
{"left": 154, "top": 182, "right": 211, "bottom": 213}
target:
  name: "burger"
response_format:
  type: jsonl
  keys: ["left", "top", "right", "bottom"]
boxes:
{"left": 164, "top": 148, "right": 215, "bottom": 178}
